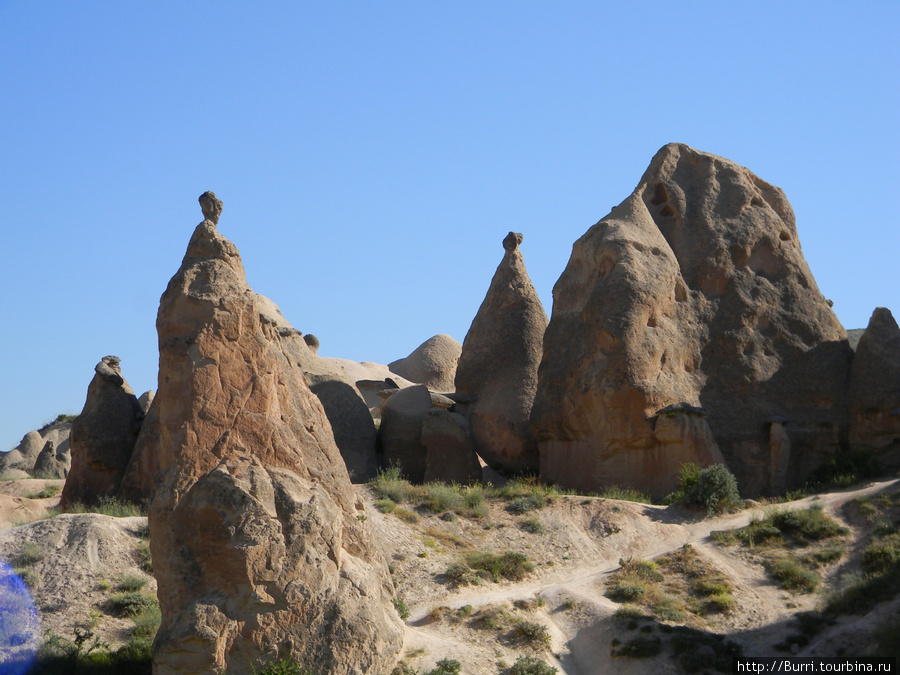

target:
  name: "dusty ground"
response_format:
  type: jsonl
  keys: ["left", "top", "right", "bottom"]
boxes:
{"left": 0, "top": 476, "right": 896, "bottom": 673}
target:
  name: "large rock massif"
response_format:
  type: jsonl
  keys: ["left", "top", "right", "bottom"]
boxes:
{"left": 59, "top": 356, "right": 144, "bottom": 509}
{"left": 149, "top": 194, "right": 402, "bottom": 675}
{"left": 533, "top": 144, "right": 851, "bottom": 497}
{"left": 455, "top": 232, "right": 548, "bottom": 474}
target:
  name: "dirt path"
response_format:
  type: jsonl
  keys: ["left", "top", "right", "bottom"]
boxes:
{"left": 399, "top": 479, "right": 898, "bottom": 674}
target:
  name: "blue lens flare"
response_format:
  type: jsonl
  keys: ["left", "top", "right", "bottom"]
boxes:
{"left": 0, "top": 562, "right": 38, "bottom": 675}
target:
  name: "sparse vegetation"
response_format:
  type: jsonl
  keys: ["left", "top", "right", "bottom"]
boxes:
{"left": 596, "top": 485, "right": 653, "bottom": 504}
{"left": 104, "top": 592, "right": 154, "bottom": 618}
{"left": 511, "top": 618, "right": 552, "bottom": 647}
{"left": 250, "top": 658, "right": 315, "bottom": 675}
{"left": 464, "top": 551, "right": 534, "bottom": 582}
{"left": 27, "top": 483, "right": 62, "bottom": 499}
{"left": 393, "top": 596, "right": 410, "bottom": 621}
{"left": 65, "top": 497, "right": 146, "bottom": 518}
{"left": 520, "top": 516, "right": 545, "bottom": 534}
{"left": 117, "top": 573, "right": 149, "bottom": 592}
{"left": 509, "top": 655, "right": 558, "bottom": 675}
{"left": 424, "top": 658, "right": 461, "bottom": 675}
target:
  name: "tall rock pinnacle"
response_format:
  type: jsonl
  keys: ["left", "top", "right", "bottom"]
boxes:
{"left": 149, "top": 194, "right": 402, "bottom": 674}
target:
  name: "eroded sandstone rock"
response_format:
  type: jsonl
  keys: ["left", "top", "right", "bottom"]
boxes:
{"left": 455, "top": 232, "right": 548, "bottom": 474}
{"left": 389, "top": 334, "right": 461, "bottom": 392}
{"left": 59, "top": 356, "right": 144, "bottom": 509}
{"left": 533, "top": 144, "right": 851, "bottom": 497}
{"left": 849, "top": 307, "right": 900, "bottom": 472}
{"left": 150, "top": 198, "right": 402, "bottom": 674}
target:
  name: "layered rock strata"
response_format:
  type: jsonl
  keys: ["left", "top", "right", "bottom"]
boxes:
{"left": 150, "top": 196, "right": 402, "bottom": 674}
{"left": 533, "top": 144, "right": 851, "bottom": 497}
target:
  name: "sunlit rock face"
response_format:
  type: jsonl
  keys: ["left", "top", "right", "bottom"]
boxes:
{"left": 150, "top": 200, "right": 402, "bottom": 675}
{"left": 533, "top": 144, "right": 851, "bottom": 498}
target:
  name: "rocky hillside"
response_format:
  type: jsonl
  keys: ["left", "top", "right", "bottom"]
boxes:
{"left": 0, "top": 472, "right": 897, "bottom": 673}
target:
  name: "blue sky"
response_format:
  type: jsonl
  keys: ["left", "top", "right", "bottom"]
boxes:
{"left": 1, "top": 2, "right": 898, "bottom": 451}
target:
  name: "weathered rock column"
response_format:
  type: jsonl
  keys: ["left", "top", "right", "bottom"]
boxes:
{"left": 150, "top": 192, "right": 402, "bottom": 674}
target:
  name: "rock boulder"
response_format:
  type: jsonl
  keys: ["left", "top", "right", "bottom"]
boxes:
{"left": 389, "top": 334, "right": 461, "bottom": 392}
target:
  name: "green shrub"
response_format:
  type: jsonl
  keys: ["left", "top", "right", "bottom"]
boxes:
{"left": 117, "top": 574, "right": 149, "bottom": 592}
{"left": 369, "top": 466, "right": 419, "bottom": 503}
{"left": 520, "top": 516, "right": 545, "bottom": 534}
{"left": 250, "top": 658, "right": 315, "bottom": 675}
{"left": 393, "top": 507, "right": 420, "bottom": 524}
{"left": 420, "top": 483, "right": 463, "bottom": 514}
{"left": 679, "top": 463, "right": 743, "bottom": 516}
{"left": 861, "top": 533, "right": 900, "bottom": 575}
{"left": 769, "top": 558, "right": 819, "bottom": 592}
{"left": 770, "top": 506, "right": 849, "bottom": 542}
{"left": 136, "top": 539, "right": 152, "bottom": 574}
{"left": 509, "top": 655, "right": 558, "bottom": 675}
{"left": 393, "top": 596, "right": 410, "bottom": 621}
{"left": 105, "top": 592, "right": 154, "bottom": 618}
{"left": 424, "top": 658, "right": 460, "bottom": 675}
{"left": 703, "top": 592, "right": 736, "bottom": 613}
{"left": 512, "top": 619, "right": 552, "bottom": 647}
{"left": 444, "top": 563, "right": 480, "bottom": 586}
{"left": 11, "top": 542, "right": 45, "bottom": 567}
{"left": 129, "top": 602, "right": 161, "bottom": 640}
{"left": 606, "top": 582, "right": 646, "bottom": 602}
{"left": 465, "top": 551, "right": 533, "bottom": 582}
{"left": 375, "top": 498, "right": 397, "bottom": 513}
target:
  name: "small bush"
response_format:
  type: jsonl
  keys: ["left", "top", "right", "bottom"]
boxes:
{"left": 607, "top": 582, "right": 646, "bottom": 602}
{"left": 861, "top": 533, "right": 900, "bottom": 575}
{"left": 509, "top": 655, "right": 558, "bottom": 675}
{"left": 393, "top": 596, "right": 410, "bottom": 621}
{"left": 136, "top": 539, "right": 152, "bottom": 574}
{"left": 465, "top": 551, "right": 533, "bottom": 582}
{"left": 393, "top": 507, "right": 420, "bottom": 524}
{"left": 512, "top": 619, "right": 552, "bottom": 647}
{"left": 250, "top": 658, "right": 315, "bottom": 675}
{"left": 770, "top": 506, "right": 849, "bottom": 542}
{"left": 424, "top": 658, "right": 460, "bottom": 675}
{"left": 105, "top": 592, "right": 154, "bottom": 618}
{"left": 520, "top": 516, "right": 545, "bottom": 534}
{"left": 369, "top": 467, "right": 419, "bottom": 504}
{"left": 807, "top": 451, "right": 880, "bottom": 488}
{"left": 11, "top": 542, "right": 45, "bottom": 567}
{"left": 769, "top": 558, "right": 819, "bottom": 592}
{"left": 29, "top": 484, "right": 61, "bottom": 499}
{"left": 129, "top": 602, "right": 161, "bottom": 640}
{"left": 420, "top": 483, "right": 463, "bottom": 514}
{"left": 444, "top": 563, "right": 480, "bottom": 586}
{"left": 374, "top": 498, "right": 397, "bottom": 513}
{"left": 117, "top": 574, "right": 149, "bottom": 592}
{"left": 679, "top": 463, "right": 743, "bottom": 516}
{"left": 703, "top": 592, "right": 736, "bottom": 613}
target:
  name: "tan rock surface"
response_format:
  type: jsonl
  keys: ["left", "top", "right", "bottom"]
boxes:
{"left": 389, "top": 334, "right": 462, "bottom": 392}
{"left": 455, "top": 232, "right": 548, "bottom": 474}
{"left": 849, "top": 307, "right": 900, "bottom": 472}
{"left": 60, "top": 356, "right": 144, "bottom": 509}
{"left": 150, "top": 206, "right": 402, "bottom": 674}
{"left": 533, "top": 144, "right": 851, "bottom": 497}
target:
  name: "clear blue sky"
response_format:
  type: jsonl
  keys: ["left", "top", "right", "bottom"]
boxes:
{"left": 1, "top": 2, "right": 898, "bottom": 452}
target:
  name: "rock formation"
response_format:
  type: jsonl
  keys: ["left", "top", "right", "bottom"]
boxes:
{"left": 379, "top": 385, "right": 480, "bottom": 484}
{"left": 389, "top": 334, "right": 462, "bottom": 392}
{"left": 118, "top": 396, "right": 160, "bottom": 505}
{"left": 33, "top": 440, "right": 70, "bottom": 479}
{"left": 59, "top": 356, "right": 144, "bottom": 509}
{"left": 150, "top": 196, "right": 402, "bottom": 674}
{"left": 0, "top": 417, "right": 74, "bottom": 477}
{"left": 848, "top": 307, "right": 900, "bottom": 472}
{"left": 532, "top": 144, "right": 851, "bottom": 498}
{"left": 455, "top": 232, "right": 548, "bottom": 474}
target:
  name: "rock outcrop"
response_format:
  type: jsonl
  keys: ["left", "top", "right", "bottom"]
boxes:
{"left": 150, "top": 197, "right": 402, "bottom": 674}
{"left": 455, "top": 232, "right": 548, "bottom": 474}
{"left": 389, "top": 334, "right": 462, "bottom": 392}
{"left": 422, "top": 409, "right": 481, "bottom": 484}
{"left": 848, "top": 307, "right": 900, "bottom": 472}
{"left": 33, "top": 440, "right": 69, "bottom": 479}
{"left": 0, "top": 417, "right": 73, "bottom": 476}
{"left": 59, "top": 357, "right": 144, "bottom": 509}
{"left": 118, "top": 396, "right": 160, "bottom": 505}
{"left": 532, "top": 144, "right": 851, "bottom": 498}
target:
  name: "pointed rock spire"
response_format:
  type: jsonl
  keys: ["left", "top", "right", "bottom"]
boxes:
{"left": 454, "top": 231, "right": 548, "bottom": 473}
